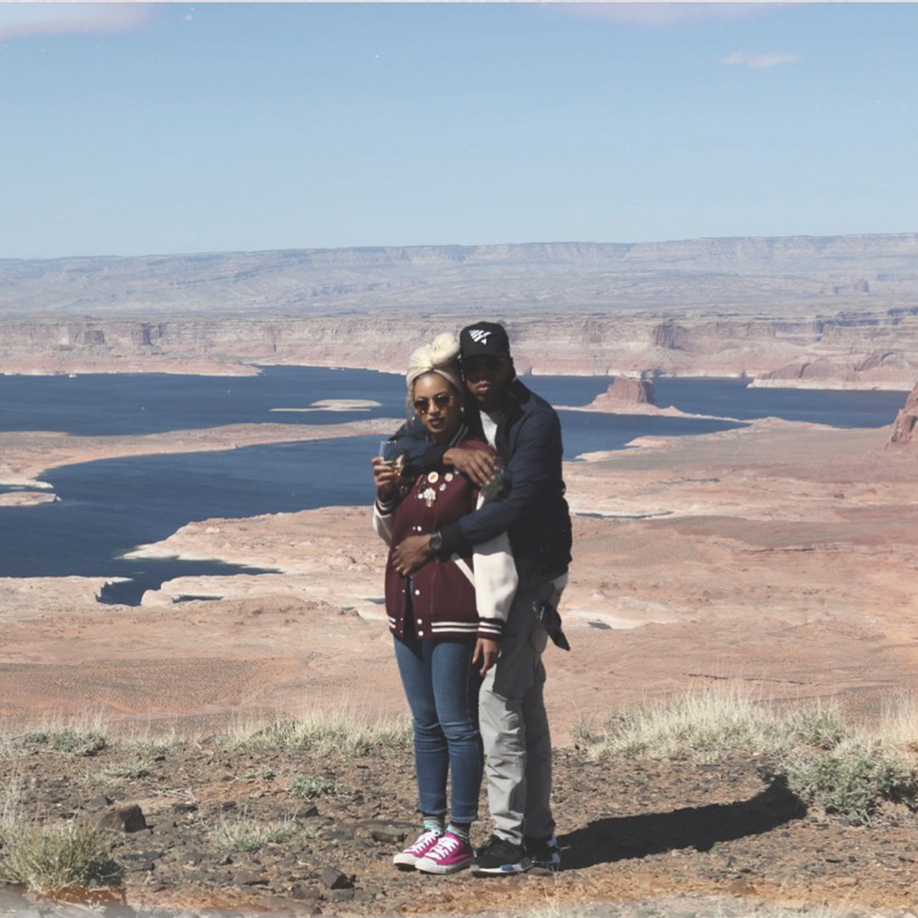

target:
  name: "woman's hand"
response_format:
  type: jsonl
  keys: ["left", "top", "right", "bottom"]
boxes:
{"left": 472, "top": 637, "right": 500, "bottom": 676}
{"left": 371, "top": 456, "right": 399, "bottom": 499}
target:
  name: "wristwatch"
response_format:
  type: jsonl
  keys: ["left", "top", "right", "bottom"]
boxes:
{"left": 428, "top": 531, "right": 443, "bottom": 554}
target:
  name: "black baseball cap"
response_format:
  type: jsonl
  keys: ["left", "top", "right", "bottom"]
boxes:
{"left": 459, "top": 322, "right": 511, "bottom": 360}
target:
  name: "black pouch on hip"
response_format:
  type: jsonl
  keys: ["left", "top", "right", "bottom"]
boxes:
{"left": 538, "top": 600, "right": 571, "bottom": 651}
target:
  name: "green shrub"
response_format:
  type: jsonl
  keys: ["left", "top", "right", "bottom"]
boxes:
{"left": 102, "top": 761, "right": 152, "bottom": 779}
{"left": 209, "top": 816, "right": 314, "bottom": 853}
{"left": 783, "top": 702, "right": 847, "bottom": 750}
{"left": 243, "top": 767, "right": 276, "bottom": 780}
{"left": 290, "top": 774, "right": 349, "bottom": 799}
{"left": 19, "top": 731, "right": 50, "bottom": 746}
{"left": 50, "top": 728, "right": 107, "bottom": 757}
{"left": 782, "top": 737, "right": 918, "bottom": 825}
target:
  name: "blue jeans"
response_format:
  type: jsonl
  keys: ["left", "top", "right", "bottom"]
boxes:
{"left": 393, "top": 632, "right": 483, "bottom": 824}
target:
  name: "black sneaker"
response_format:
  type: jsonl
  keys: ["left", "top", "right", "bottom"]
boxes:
{"left": 470, "top": 834, "right": 532, "bottom": 875}
{"left": 525, "top": 833, "right": 561, "bottom": 870}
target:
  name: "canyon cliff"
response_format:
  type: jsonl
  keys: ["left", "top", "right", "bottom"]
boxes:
{"left": 1, "top": 234, "right": 915, "bottom": 387}
{"left": 887, "top": 380, "right": 918, "bottom": 448}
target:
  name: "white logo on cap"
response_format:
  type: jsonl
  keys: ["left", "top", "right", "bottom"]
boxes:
{"left": 468, "top": 329, "right": 491, "bottom": 343}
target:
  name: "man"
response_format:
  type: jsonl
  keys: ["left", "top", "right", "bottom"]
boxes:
{"left": 391, "top": 321, "right": 572, "bottom": 875}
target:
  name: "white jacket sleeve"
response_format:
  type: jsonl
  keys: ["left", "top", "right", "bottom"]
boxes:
{"left": 471, "top": 492, "right": 517, "bottom": 636}
{"left": 372, "top": 500, "right": 394, "bottom": 546}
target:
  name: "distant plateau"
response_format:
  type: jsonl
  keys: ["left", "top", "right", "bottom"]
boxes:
{"left": 1, "top": 233, "right": 916, "bottom": 388}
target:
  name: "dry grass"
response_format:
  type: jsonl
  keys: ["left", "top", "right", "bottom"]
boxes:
{"left": 0, "top": 709, "right": 182, "bottom": 759}
{"left": 578, "top": 684, "right": 918, "bottom": 825}
{"left": 225, "top": 703, "right": 412, "bottom": 756}
{"left": 876, "top": 690, "right": 918, "bottom": 753}
{"left": 207, "top": 813, "right": 316, "bottom": 853}
{"left": 0, "top": 817, "right": 122, "bottom": 896}
{"left": 0, "top": 706, "right": 409, "bottom": 901}
{"left": 578, "top": 682, "right": 780, "bottom": 762}
{"left": 1, "top": 760, "right": 123, "bottom": 896}
{"left": 1, "top": 692, "right": 915, "bottom": 902}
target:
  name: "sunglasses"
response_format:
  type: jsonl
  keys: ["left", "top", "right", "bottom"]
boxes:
{"left": 462, "top": 356, "right": 504, "bottom": 372}
{"left": 413, "top": 392, "right": 454, "bottom": 415}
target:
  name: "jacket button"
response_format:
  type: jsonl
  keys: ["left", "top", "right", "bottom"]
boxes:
{"left": 414, "top": 589, "right": 421, "bottom": 596}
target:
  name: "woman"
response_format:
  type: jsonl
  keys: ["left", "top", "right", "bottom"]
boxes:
{"left": 372, "top": 333, "right": 517, "bottom": 875}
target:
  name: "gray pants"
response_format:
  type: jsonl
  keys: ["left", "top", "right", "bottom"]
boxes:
{"left": 479, "top": 573, "right": 567, "bottom": 846}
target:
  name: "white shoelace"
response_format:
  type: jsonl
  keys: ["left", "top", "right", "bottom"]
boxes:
{"left": 407, "top": 829, "right": 441, "bottom": 854}
{"left": 427, "top": 833, "right": 463, "bottom": 859}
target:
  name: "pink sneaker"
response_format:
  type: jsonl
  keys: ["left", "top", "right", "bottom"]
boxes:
{"left": 415, "top": 831, "right": 474, "bottom": 875}
{"left": 392, "top": 829, "right": 442, "bottom": 869}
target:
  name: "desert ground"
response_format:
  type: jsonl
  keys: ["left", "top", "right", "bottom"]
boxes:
{"left": 1, "top": 410, "right": 914, "bottom": 731}
{"left": 1, "top": 400, "right": 916, "bottom": 917}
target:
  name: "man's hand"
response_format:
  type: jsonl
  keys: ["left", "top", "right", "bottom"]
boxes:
{"left": 391, "top": 534, "right": 433, "bottom": 576}
{"left": 472, "top": 637, "right": 499, "bottom": 676}
{"left": 443, "top": 447, "right": 498, "bottom": 488}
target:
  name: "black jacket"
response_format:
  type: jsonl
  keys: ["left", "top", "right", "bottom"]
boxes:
{"left": 393, "top": 378, "right": 572, "bottom": 580}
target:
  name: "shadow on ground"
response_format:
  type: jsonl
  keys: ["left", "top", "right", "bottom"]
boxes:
{"left": 559, "top": 778, "right": 807, "bottom": 870}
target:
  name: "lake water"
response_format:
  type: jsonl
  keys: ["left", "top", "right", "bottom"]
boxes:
{"left": 0, "top": 368, "right": 905, "bottom": 437}
{"left": 0, "top": 368, "right": 906, "bottom": 602}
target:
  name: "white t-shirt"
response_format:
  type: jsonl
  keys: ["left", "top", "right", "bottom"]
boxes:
{"left": 480, "top": 410, "right": 500, "bottom": 448}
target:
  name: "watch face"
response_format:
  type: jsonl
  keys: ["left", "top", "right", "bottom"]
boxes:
{"left": 430, "top": 533, "right": 442, "bottom": 552}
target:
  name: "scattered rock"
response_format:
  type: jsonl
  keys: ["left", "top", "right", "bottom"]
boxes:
{"left": 99, "top": 804, "right": 147, "bottom": 833}
{"left": 320, "top": 866, "right": 354, "bottom": 890}
{"left": 171, "top": 803, "right": 198, "bottom": 815}
{"left": 85, "top": 794, "right": 113, "bottom": 811}
{"left": 368, "top": 824, "right": 408, "bottom": 845}
{"left": 236, "top": 871, "right": 269, "bottom": 887}
{"left": 120, "top": 850, "right": 164, "bottom": 872}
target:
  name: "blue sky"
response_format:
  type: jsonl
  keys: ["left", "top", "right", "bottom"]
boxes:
{"left": 1, "top": 2, "right": 915, "bottom": 259}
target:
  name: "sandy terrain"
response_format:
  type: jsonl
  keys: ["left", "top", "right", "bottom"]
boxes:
{"left": 1, "top": 414, "right": 914, "bottom": 740}
{"left": 1, "top": 404, "right": 916, "bottom": 917}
